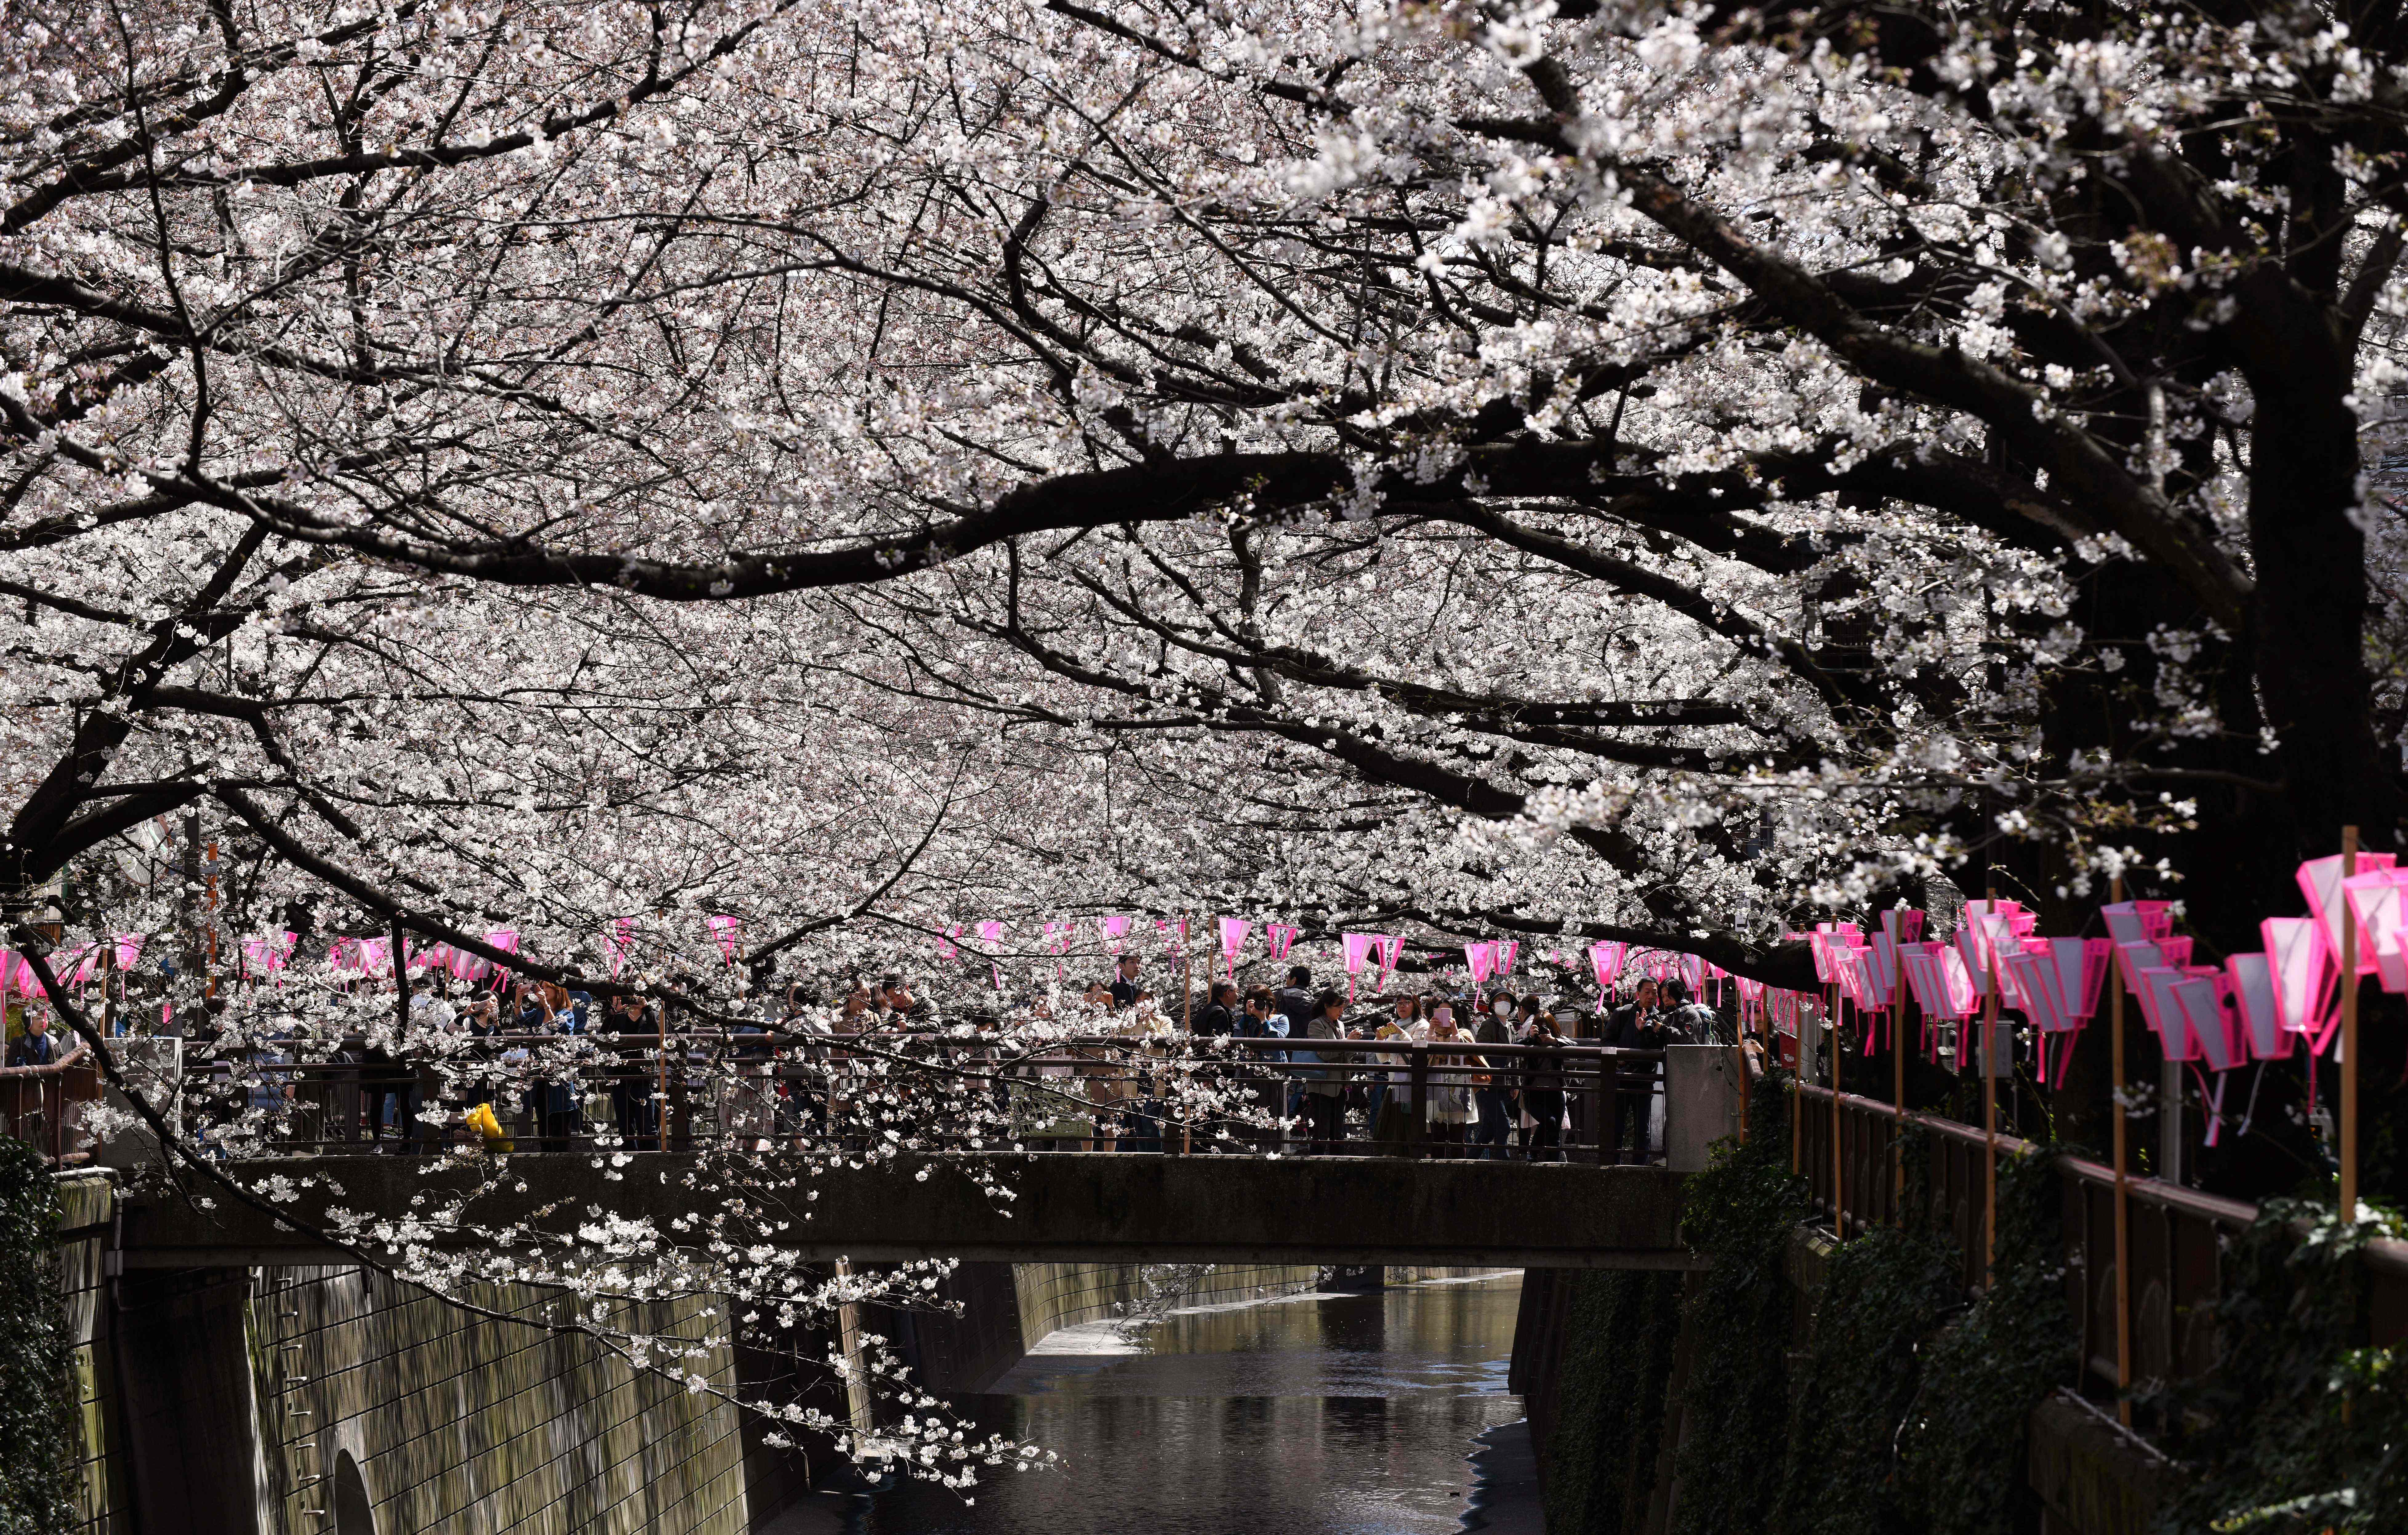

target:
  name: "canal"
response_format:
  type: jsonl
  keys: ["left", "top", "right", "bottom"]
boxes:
{"left": 822, "top": 1272, "right": 1530, "bottom": 1535}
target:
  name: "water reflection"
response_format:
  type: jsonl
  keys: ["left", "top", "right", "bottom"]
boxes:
{"left": 845, "top": 1276, "right": 1525, "bottom": 1535}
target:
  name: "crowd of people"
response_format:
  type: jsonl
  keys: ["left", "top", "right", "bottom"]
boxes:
{"left": 172, "top": 951, "right": 1753, "bottom": 1164}
{"left": 1035, "top": 962, "right": 1753, "bottom": 1164}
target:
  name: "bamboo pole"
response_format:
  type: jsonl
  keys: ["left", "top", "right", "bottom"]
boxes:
{"left": 2110, "top": 874, "right": 2133, "bottom": 1429}
{"left": 2342, "top": 826, "right": 2361, "bottom": 1221}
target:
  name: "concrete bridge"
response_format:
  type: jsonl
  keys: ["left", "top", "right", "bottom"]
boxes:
{"left": 117, "top": 1151, "right": 1698, "bottom": 1270}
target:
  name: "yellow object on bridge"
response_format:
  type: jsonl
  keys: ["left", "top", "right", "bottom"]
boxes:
{"left": 465, "top": 1102, "right": 512, "bottom": 1152}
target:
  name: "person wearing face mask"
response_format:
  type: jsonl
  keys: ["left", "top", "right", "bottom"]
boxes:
{"left": 1470, "top": 994, "right": 1518, "bottom": 1159}
{"left": 1423, "top": 1002, "right": 1476, "bottom": 1156}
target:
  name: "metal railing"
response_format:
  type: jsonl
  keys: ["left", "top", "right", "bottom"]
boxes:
{"left": 142, "top": 1030, "right": 1672, "bottom": 1163}
{"left": 1794, "top": 1082, "right": 2408, "bottom": 1400}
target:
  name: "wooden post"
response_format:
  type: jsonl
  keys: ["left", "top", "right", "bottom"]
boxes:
{"left": 1597, "top": 1044, "right": 1616, "bottom": 1165}
{"left": 2342, "top": 826, "right": 2362, "bottom": 1220}
{"left": 1893, "top": 991, "right": 1906, "bottom": 1223}
{"left": 1730, "top": 1019, "right": 1750, "bottom": 1148}
{"left": 658, "top": 996, "right": 672, "bottom": 1153}
{"left": 1791, "top": 1004, "right": 1802, "bottom": 1177}
{"left": 1831, "top": 985, "right": 1845, "bottom": 1240}
{"left": 2110, "top": 874, "right": 2133, "bottom": 1429}
{"left": 1984, "top": 941, "right": 2000, "bottom": 1285}
{"left": 1407, "top": 1044, "right": 1428, "bottom": 1159}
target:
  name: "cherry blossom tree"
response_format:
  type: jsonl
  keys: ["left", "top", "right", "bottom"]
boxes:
{"left": 8, "top": 0, "right": 2408, "bottom": 1404}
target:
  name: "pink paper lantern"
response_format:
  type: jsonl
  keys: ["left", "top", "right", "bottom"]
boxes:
{"left": 1218, "top": 917, "right": 1253, "bottom": 978}
{"left": 1999, "top": 948, "right": 2065, "bottom": 1033}
{"left": 1464, "top": 941, "right": 1497, "bottom": 986}
{"left": 2134, "top": 964, "right": 2220, "bottom": 1059}
{"left": 1956, "top": 900, "right": 2035, "bottom": 996}
{"left": 2171, "top": 974, "right": 2244, "bottom": 1072}
{"left": 1808, "top": 922, "right": 1861, "bottom": 984}
{"left": 707, "top": 914, "right": 742, "bottom": 965}
{"left": 2114, "top": 936, "right": 2193, "bottom": 1000}
{"left": 2301, "top": 852, "right": 2399, "bottom": 975}
{"left": 2100, "top": 900, "right": 2176, "bottom": 945}
{"left": 1587, "top": 941, "right": 1626, "bottom": 992}
{"left": 2342, "top": 867, "right": 2408, "bottom": 992}
{"left": 2261, "top": 917, "right": 2335, "bottom": 1042}
{"left": 1902, "top": 941, "right": 1976, "bottom": 1020}
{"left": 2225, "top": 951, "right": 2292, "bottom": 1060}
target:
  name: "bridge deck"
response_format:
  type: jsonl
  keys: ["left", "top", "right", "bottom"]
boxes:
{"left": 117, "top": 1152, "right": 1696, "bottom": 1269}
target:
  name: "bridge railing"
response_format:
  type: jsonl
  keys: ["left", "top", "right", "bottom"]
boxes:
{"left": 0, "top": 1044, "right": 100, "bottom": 1163}
{"left": 155, "top": 1031, "right": 1671, "bottom": 1164}
{"left": 1795, "top": 1081, "right": 2408, "bottom": 1406}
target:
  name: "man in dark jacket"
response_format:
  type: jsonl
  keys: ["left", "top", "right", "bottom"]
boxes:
{"left": 1471, "top": 997, "right": 1517, "bottom": 1159}
{"left": 1274, "top": 966, "right": 1314, "bottom": 1037}
{"left": 6, "top": 1013, "right": 63, "bottom": 1067}
{"left": 1192, "top": 982, "right": 1238, "bottom": 1038}
{"left": 1606, "top": 978, "right": 1669, "bottom": 1163}
{"left": 1109, "top": 955, "right": 1142, "bottom": 1010}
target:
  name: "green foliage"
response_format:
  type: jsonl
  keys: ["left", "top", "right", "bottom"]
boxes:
{"left": 1772, "top": 1220, "right": 1961, "bottom": 1535}
{"left": 1900, "top": 1146, "right": 2077, "bottom": 1535}
{"left": 2156, "top": 1201, "right": 2408, "bottom": 1534}
{"left": 1543, "top": 1267, "right": 1686, "bottom": 1535}
{"left": 0, "top": 1140, "right": 77, "bottom": 1535}
{"left": 1561, "top": 1076, "right": 2083, "bottom": 1535}
{"left": 1670, "top": 1071, "right": 1807, "bottom": 1535}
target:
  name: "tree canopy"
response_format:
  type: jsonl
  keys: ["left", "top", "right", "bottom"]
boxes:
{"left": 7, "top": 0, "right": 2408, "bottom": 1455}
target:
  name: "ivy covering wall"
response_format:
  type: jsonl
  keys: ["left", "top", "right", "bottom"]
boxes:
{"left": 1552, "top": 1073, "right": 2080, "bottom": 1535}
{"left": 1666, "top": 1074, "right": 1803, "bottom": 1535}
{"left": 2156, "top": 1200, "right": 2408, "bottom": 1533}
{"left": 1549, "top": 1067, "right": 2408, "bottom": 1535}
{"left": 1540, "top": 1265, "right": 1685, "bottom": 1535}
{"left": 0, "top": 1139, "right": 78, "bottom": 1534}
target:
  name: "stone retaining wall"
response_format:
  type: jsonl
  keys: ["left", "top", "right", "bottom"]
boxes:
{"left": 249, "top": 1266, "right": 750, "bottom": 1535}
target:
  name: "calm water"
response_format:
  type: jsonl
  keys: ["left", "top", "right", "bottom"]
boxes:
{"left": 842, "top": 1274, "right": 1527, "bottom": 1535}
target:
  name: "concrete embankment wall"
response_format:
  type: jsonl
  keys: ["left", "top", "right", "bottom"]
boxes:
{"left": 244, "top": 1267, "right": 751, "bottom": 1535}
{"left": 59, "top": 1171, "right": 825, "bottom": 1535}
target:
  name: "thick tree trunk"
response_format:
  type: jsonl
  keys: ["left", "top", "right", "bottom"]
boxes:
{"left": 2245, "top": 332, "right": 2400, "bottom": 859}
